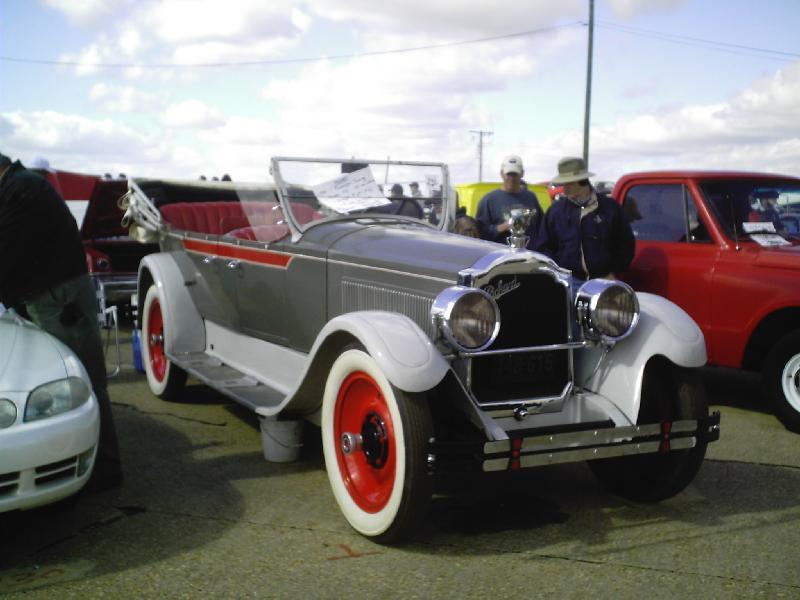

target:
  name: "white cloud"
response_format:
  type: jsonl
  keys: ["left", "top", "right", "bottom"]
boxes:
{"left": 43, "top": 0, "right": 133, "bottom": 27}
{"left": 606, "top": 0, "right": 689, "bottom": 20}
{"left": 89, "top": 83, "right": 166, "bottom": 112}
{"left": 161, "top": 99, "right": 224, "bottom": 128}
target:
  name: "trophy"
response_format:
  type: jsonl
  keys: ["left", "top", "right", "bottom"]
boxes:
{"left": 505, "top": 208, "right": 537, "bottom": 249}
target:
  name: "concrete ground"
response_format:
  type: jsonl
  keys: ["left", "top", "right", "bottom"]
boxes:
{"left": 1, "top": 330, "right": 798, "bottom": 599}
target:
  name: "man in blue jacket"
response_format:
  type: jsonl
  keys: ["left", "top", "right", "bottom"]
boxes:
{"left": 475, "top": 155, "right": 542, "bottom": 244}
{"left": 530, "top": 156, "right": 634, "bottom": 280}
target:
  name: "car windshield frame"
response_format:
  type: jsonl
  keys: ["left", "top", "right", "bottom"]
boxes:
{"left": 270, "top": 157, "right": 453, "bottom": 241}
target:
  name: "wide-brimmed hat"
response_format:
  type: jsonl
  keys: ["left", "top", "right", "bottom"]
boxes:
{"left": 552, "top": 156, "right": 594, "bottom": 184}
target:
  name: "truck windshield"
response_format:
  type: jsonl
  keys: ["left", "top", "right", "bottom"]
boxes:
{"left": 698, "top": 180, "right": 800, "bottom": 238}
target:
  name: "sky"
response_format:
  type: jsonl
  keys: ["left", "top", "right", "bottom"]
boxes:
{"left": 1, "top": 0, "right": 799, "bottom": 185}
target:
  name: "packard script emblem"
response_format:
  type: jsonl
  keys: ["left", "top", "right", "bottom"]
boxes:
{"left": 484, "top": 277, "right": 520, "bottom": 301}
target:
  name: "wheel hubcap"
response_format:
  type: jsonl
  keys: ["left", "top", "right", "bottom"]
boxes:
{"left": 782, "top": 351, "right": 800, "bottom": 412}
{"left": 334, "top": 371, "right": 396, "bottom": 513}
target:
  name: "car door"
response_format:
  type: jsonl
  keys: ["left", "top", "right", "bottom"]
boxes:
{"left": 619, "top": 181, "right": 718, "bottom": 344}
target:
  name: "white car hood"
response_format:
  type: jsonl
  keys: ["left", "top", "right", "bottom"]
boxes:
{"left": 0, "top": 312, "right": 69, "bottom": 392}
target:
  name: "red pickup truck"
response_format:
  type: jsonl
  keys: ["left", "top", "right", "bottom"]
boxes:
{"left": 612, "top": 171, "right": 800, "bottom": 432}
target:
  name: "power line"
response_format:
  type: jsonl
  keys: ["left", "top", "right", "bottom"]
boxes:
{"left": 0, "top": 22, "right": 582, "bottom": 70}
{"left": 596, "top": 20, "right": 800, "bottom": 62}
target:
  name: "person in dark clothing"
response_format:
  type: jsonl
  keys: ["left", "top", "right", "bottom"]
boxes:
{"left": 475, "top": 155, "right": 542, "bottom": 244}
{"left": 0, "top": 152, "right": 122, "bottom": 491}
{"left": 530, "top": 156, "right": 634, "bottom": 280}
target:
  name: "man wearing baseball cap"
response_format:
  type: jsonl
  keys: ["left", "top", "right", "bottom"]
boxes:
{"left": 475, "top": 154, "right": 542, "bottom": 243}
{"left": 530, "top": 156, "right": 634, "bottom": 280}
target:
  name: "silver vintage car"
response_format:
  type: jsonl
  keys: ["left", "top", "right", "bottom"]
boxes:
{"left": 125, "top": 157, "right": 720, "bottom": 543}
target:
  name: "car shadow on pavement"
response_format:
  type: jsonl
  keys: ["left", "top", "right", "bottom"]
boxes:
{"left": 0, "top": 396, "right": 317, "bottom": 594}
{"left": 413, "top": 455, "right": 800, "bottom": 553}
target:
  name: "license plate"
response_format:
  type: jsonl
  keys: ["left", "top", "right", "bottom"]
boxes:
{"left": 488, "top": 352, "right": 559, "bottom": 384}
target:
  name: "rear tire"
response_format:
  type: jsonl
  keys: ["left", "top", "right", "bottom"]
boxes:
{"left": 141, "top": 285, "right": 187, "bottom": 401}
{"left": 321, "top": 347, "right": 432, "bottom": 543}
{"left": 588, "top": 359, "right": 709, "bottom": 502}
{"left": 763, "top": 330, "right": 800, "bottom": 433}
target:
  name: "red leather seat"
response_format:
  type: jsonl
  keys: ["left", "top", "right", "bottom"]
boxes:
{"left": 159, "top": 201, "right": 280, "bottom": 235}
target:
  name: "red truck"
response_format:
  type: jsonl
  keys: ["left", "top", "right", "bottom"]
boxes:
{"left": 613, "top": 171, "right": 800, "bottom": 432}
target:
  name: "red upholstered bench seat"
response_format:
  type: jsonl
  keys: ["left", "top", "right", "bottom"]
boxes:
{"left": 159, "top": 201, "right": 280, "bottom": 235}
{"left": 159, "top": 201, "right": 325, "bottom": 237}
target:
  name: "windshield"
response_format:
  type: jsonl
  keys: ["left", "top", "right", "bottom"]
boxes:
{"left": 698, "top": 179, "right": 800, "bottom": 239}
{"left": 271, "top": 158, "right": 452, "bottom": 234}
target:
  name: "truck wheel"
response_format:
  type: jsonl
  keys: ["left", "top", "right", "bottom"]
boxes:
{"left": 141, "top": 285, "right": 187, "bottom": 400}
{"left": 588, "top": 359, "right": 709, "bottom": 502}
{"left": 321, "top": 347, "right": 432, "bottom": 543}
{"left": 763, "top": 330, "right": 800, "bottom": 433}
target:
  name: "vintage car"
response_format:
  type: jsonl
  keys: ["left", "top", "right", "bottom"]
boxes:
{"left": 613, "top": 171, "right": 800, "bottom": 432}
{"left": 0, "top": 308, "right": 100, "bottom": 512}
{"left": 124, "top": 157, "right": 719, "bottom": 543}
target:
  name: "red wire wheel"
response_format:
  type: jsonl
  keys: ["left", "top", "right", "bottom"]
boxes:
{"left": 146, "top": 296, "right": 167, "bottom": 382}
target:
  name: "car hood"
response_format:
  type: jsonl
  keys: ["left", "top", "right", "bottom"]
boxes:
{"left": 325, "top": 222, "right": 527, "bottom": 280}
{"left": 0, "top": 313, "right": 69, "bottom": 392}
{"left": 751, "top": 243, "right": 800, "bottom": 270}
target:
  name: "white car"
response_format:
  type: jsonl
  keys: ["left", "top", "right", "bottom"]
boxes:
{"left": 0, "top": 308, "right": 100, "bottom": 512}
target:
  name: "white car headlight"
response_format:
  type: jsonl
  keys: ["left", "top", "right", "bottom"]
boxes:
{"left": 24, "top": 377, "right": 92, "bottom": 422}
{"left": 0, "top": 398, "right": 16, "bottom": 428}
{"left": 576, "top": 279, "right": 639, "bottom": 342}
{"left": 431, "top": 286, "right": 501, "bottom": 351}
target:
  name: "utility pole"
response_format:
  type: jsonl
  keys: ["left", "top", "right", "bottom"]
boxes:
{"left": 470, "top": 129, "right": 493, "bottom": 181}
{"left": 582, "top": 0, "right": 594, "bottom": 165}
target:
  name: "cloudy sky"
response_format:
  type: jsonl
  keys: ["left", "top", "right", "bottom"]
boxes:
{"left": 1, "top": 0, "right": 799, "bottom": 184}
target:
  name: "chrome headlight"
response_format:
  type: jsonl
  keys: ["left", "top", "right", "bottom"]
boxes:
{"left": 431, "top": 286, "right": 500, "bottom": 351}
{"left": 576, "top": 279, "right": 639, "bottom": 342}
{"left": 24, "top": 377, "right": 92, "bottom": 422}
{"left": 0, "top": 398, "right": 16, "bottom": 428}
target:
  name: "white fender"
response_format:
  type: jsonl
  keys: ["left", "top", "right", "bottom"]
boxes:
{"left": 138, "top": 253, "right": 205, "bottom": 356}
{"left": 575, "top": 292, "right": 707, "bottom": 424}
{"left": 311, "top": 311, "right": 449, "bottom": 393}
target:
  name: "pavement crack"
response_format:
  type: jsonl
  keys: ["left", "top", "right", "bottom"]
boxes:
{"left": 706, "top": 457, "right": 800, "bottom": 471}
{"left": 112, "top": 402, "right": 227, "bottom": 427}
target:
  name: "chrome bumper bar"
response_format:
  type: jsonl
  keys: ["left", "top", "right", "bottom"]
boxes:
{"left": 479, "top": 413, "right": 720, "bottom": 472}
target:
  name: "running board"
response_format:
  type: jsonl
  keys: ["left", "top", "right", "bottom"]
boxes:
{"left": 169, "top": 351, "right": 285, "bottom": 411}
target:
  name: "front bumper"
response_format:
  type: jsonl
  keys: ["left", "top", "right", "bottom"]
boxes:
{"left": 0, "top": 396, "right": 100, "bottom": 512}
{"left": 431, "top": 412, "right": 721, "bottom": 473}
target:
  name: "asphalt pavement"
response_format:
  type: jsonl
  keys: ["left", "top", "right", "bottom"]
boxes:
{"left": 1, "top": 329, "right": 798, "bottom": 599}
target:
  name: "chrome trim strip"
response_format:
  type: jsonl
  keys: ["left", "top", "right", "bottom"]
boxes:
{"left": 461, "top": 341, "right": 587, "bottom": 358}
{"left": 483, "top": 419, "right": 699, "bottom": 454}
{"left": 326, "top": 258, "right": 454, "bottom": 284}
{"left": 474, "top": 381, "right": 572, "bottom": 411}
{"left": 482, "top": 437, "right": 697, "bottom": 471}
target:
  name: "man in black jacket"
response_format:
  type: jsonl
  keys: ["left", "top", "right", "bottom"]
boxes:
{"left": 530, "top": 156, "right": 634, "bottom": 280}
{"left": 0, "top": 152, "right": 122, "bottom": 491}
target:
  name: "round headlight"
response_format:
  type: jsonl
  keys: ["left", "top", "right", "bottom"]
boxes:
{"left": 431, "top": 286, "right": 500, "bottom": 351}
{"left": 24, "top": 377, "right": 91, "bottom": 422}
{"left": 0, "top": 399, "right": 17, "bottom": 428}
{"left": 576, "top": 279, "right": 639, "bottom": 342}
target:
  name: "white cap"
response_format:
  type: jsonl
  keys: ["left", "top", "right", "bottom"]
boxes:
{"left": 501, "top": 154, "right": 523, "bottom": 175}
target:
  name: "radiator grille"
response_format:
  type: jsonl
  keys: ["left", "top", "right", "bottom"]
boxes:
{"left": 341, "top": 280, "right": 435, "bottom": 338}
{"left": 472, "top": 273, "right": 571, "bottom": 404}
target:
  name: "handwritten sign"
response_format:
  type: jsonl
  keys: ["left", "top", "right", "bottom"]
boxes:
{"left": 312, "top": 167, "right": 390, "bottom": 213}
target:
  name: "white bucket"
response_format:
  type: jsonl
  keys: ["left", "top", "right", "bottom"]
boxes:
{"left": 259, "top": 416, "right": 303, "bottom": 463}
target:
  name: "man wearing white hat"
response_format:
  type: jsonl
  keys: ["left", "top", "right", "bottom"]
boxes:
{"left": 530, "top": 156, "right": 634, "bottom": 280}
{"left": 475, "top": 154, "right": 542, "bottom": 243}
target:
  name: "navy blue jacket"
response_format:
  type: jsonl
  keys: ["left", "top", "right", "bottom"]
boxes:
{"left": 530, "top": 193, "right": 635, "bottom": 279}
{"left": 475, "top": 188, "right": 542, "bottom": 243}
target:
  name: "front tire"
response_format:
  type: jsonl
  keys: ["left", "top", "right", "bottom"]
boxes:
{"left": 321, "top": 347, "right": 432, "bottom": 543}
{"left": 763, "top": 330, "right": 800, "bottom": 433}
{"left": 588, "top": 359, "right": 709, "bottom": 502}
{"left": 141, "top": 285, "right": 187, "bottom": 400}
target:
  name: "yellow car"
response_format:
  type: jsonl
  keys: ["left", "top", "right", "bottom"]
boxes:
{"left": 455, "top": 182, "right": 552, "bottom": 217}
